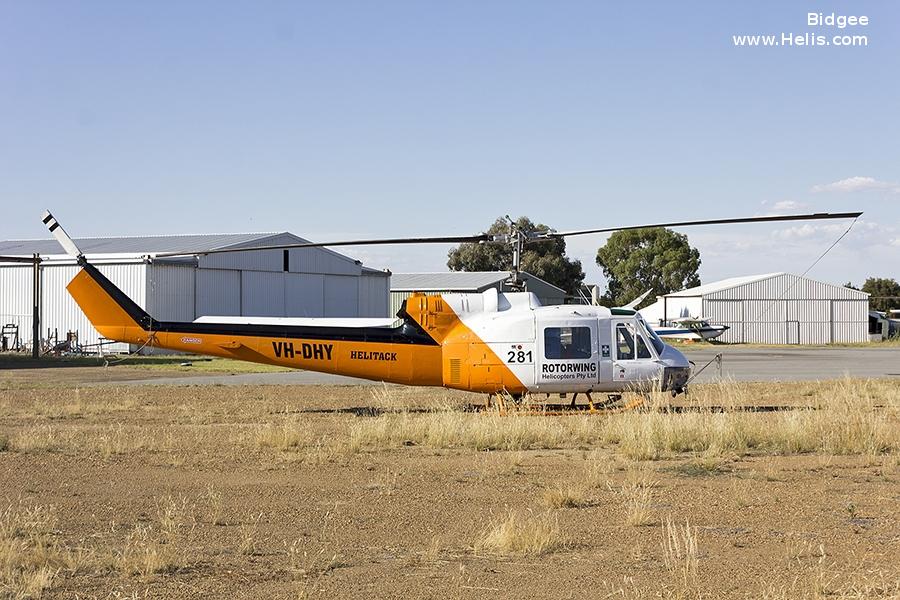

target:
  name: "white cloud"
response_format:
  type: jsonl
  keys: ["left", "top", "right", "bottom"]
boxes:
{"left": 770, "top": 223, "right": 844, "bottom": 240}
{"left": 771, "top": 200, "right": 809, "bottom": 211}
{"left": 891, "top": 238, "right": 900, "bottom": 247}
{"left": 811, "top": 176, "right": 900, "bottom": 193}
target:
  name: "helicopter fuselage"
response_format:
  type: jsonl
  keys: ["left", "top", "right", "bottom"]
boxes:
{"left": 67, "top": 262, "right": 690, "bottom": 395}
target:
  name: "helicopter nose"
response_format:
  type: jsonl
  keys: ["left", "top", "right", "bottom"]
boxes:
{"left": 659, "top": 344, "right": 691, "bottom": 393}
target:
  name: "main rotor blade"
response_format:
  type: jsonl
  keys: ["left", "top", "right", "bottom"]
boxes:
{"left": 155, "top": 233, "right": 494, "bottom": 257}
{"left": 545, "top": 212, "right": 863, "bottom": 239}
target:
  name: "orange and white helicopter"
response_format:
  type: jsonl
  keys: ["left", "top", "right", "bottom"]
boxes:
{"left": 42, "top": 210, "right": 860, "bottom": 403}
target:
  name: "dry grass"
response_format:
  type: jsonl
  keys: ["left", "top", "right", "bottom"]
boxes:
{"left": 474, "top": 510, "right": 562, "bottom": 556}
{"left": 541, "top": 484, "right": 587, "bottom": 509}
{"left": 203, "top": 485, "right": 226, "bottom": 526}
{"left": 8, "top": 424, "right": 175, "bottom": 457}
{"left": 759, "top": 562, "right": 900, "bottom": 600}
{"left": 349, "top": 378, "right": 899, "bottom": 458}
{"left": 610, "top": 378, "right": 898, "bottom": 460}
{"left": 0, "top": 378, "right": 898, "bottom": 597}
{"left": 622, "top": 467, "right": 657, "bottom": 526}
{"left": 255, "top": 417, "right": 312, "bottom": 450}
{"left": 349, "top": 410, "right": 592, "bottom": 452}
{"left": 0, "top": 504, "right": 92, "bottom": 599}
{"left": 0, "top": 497, "right": 195, "bottom": 595}
{"left": 661, "top": 517, "right": 699, "bottom": 594}
{"left": 238, "top": 513, "right": 264, "bottom": 556}
{"left": 4, "top": 379, "right": 898, "bottom": 462}
{"left": 114, "top": 524, "right": 179, "bottom": 577}
{"left": 115, "top": 495, "right": 192, "bottom": 577}
{"left": 8, "top": 425, "right": 61, "bottom": 453}
{"left": 287, "top": 538, "right": 341, "bottom": 579}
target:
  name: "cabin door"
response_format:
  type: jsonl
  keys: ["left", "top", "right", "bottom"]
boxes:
{"left": 535, "top": 319, "right": 599, "bottom": 392}
{"left": 610, "top": 318, "right": 659, "bottom": 390}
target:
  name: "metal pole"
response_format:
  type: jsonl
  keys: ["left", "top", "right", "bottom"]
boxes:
{"left": 32, "top": 253, "right": 40, "bottom": 358}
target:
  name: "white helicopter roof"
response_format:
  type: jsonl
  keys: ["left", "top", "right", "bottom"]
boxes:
{"left": 443, "top": 289, "right": 615, "bottom": 318}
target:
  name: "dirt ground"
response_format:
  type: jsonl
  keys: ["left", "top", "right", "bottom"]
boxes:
{"left": 0, "top": 371, "right": 898, "bottom": 599}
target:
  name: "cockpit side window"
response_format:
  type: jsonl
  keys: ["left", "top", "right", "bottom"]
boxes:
{"left": 615, "top": 324, "right": 634, "bottom": 360}
{"left": 617, "top": 322, "right": 654, "bottom": 360}
{"left": 636, "top": 332, "right": 652, "bottom": 359}
{"left": 638, "top": 316, "right": 667, "bottom": 355}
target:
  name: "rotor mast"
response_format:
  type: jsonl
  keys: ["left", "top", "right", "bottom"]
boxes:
{"left": 506, "top": 216, "right": 525, "bottom": 289}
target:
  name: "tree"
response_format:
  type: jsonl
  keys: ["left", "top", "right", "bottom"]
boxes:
{"left": 447, "top": 217, "right": 585, "bottom": 294}
{"left": 861, "top": 277, "right": 900, "bottom": 312}
{"left": 595, "top": 228, "right": 700, "bottom": 307}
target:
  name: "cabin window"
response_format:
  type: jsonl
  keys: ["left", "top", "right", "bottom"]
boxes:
{"left": 283, "top": 250, "right": 290, "bottom": 272}
{"left": 544, "top": 327, "right": 592, "bottom": 360}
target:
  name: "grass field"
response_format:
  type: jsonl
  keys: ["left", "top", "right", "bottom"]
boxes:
{"left": 0, "top": 375, "right": 898, "bottom": 598}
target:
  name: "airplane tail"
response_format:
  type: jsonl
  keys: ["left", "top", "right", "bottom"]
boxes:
{"left": 42, "top": 210, "right": 154, "bottom": 344}
{"left": 622, "top": 289, "right": 653, "bottom": 310}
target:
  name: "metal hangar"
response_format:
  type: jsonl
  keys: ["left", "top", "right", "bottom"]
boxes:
{"left": 0, "top": 232, "right": 390, "bottom": 353}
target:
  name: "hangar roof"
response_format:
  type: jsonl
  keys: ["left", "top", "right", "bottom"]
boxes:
{"left": 0, "top": 232, "right": 293, "bottom": 256}
{"left": 664, "top": 273, "right": 782, "bottom": 297}
{"left": 664, "top": 272, "right": 867, "bottom": 298}
{"left": 391, "top": 271, "right": 565, "bottom": 294}
{"left": 392, "top": 271, "right": 509, "bottom": 291}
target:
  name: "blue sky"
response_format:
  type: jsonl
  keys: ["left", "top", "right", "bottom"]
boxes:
{"left": 2, "top": 1, "right": 897, "bottom": 288}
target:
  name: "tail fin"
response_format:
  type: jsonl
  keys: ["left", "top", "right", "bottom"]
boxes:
{"left": 42, "top": 210, "right": 154, "bottom": 342}
{"left": 42, "top": 210, "right": 83, "bottom": 258}
{"left": 622, "top": 289, "right": 652, "bottom": 310}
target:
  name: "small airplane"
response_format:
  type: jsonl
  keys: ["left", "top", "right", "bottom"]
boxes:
{"left": 652, "top": 317, "right": 730, "bottom": 341}
{"left": 622, "top": 291, "right": 728, "bottom": 341}
{"left": 41, "top": 210, "right": 861, "bottom": 402}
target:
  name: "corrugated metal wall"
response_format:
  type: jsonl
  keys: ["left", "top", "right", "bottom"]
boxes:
{"left": 1, "top": 247, "right": 391, "bottom": 354}
{"left": 198, "top": 234, "right": 362, "bottom": 276}
{"left": 324, "top": 276, "right": 360, "bottom": 317}
{"left": 703, "top": 274, "right": 868, "bottom": 344}
{"left": 358, "top": 273, "right": 390, "bottom": 317}
{"left": 285, "top": 273, "right": 325, "bottom": 316}
{"left": 0, "top": 265, "right": 35, "bottom": 350}
{"left": 196, "top": 269, "right": 241, "bottom": 316}
{"left": 41, "top": 263, "right": 146, "bottom": 352}
{"left": 195, "top": 270, "right": 390, "bottom": 319}
{"left": 147, "top": 264, "right": 195, "bottom": 321}
{"left": 241, "top": 271, "right": 286, "bottom": 317}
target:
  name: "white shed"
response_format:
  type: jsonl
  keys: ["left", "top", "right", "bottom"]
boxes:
{"left": 638, "top": 273, "right": 869, "bottom": 344}
{"left": 0, "top": 233, "right": 390, "bottom": 353}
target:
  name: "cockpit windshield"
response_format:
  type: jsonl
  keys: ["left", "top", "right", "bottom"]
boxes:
{"left": 637, "top": 315, "right": 667, "bottom": 355}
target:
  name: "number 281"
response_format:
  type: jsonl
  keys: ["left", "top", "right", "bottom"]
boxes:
{"left": 507, "top": 350, "right": 532, "bottom": 363}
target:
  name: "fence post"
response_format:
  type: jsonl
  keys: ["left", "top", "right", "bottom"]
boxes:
{"left": 31, "top": 254, "right": 40, "bottom": 358}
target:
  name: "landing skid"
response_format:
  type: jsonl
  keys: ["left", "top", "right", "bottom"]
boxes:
{"left": 481, "top": 391, "right": 645, "bottom": 415}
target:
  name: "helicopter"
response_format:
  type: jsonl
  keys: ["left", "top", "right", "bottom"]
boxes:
{"left": 41, "top": 209, "right": 861, "bottom": 402}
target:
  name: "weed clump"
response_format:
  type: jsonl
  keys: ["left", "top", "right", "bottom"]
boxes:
{"left": 475, "top": 511, "right": 562, "bottom": 556}
{"left": 542, "top": 485, "right": 587, "bottom": 509}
